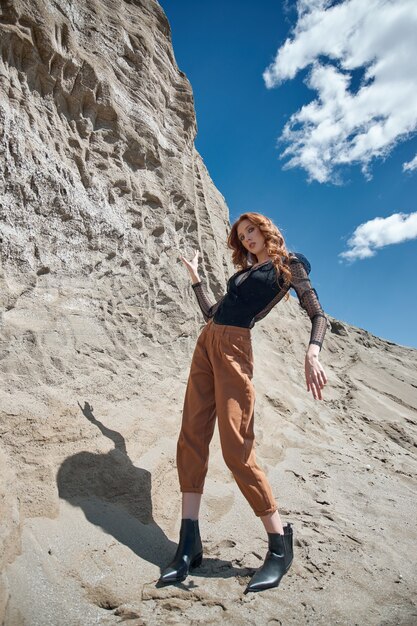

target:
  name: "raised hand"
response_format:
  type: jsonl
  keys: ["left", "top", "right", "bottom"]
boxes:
{"left": 180, "top": 249, "right": 200, "bottom": 279}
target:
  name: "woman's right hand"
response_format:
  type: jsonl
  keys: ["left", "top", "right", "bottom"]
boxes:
{"left": 180, "top": 249, "right": 200, "bottom": 280}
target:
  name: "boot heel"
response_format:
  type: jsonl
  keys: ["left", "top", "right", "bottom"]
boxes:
{"left": 190, "top": 552, "right": 203, "bottom": 569}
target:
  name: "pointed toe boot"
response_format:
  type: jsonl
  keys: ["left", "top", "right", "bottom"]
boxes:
{"left": 159, "top": 518, "right": 203, "bottom": 584}
{"left": 244, "top": 523, "right": 293, "bottom": 594}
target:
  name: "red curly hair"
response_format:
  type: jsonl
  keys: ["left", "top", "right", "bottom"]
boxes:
{"left": 227, "top": 212, "right": 292, "bottom": 301}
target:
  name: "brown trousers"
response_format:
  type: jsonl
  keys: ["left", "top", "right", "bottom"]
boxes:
{"left": 176, "top": 318, "right": 277, "bottom": 517}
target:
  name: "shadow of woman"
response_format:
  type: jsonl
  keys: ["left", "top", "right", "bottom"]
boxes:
{"left": 56, "top": 401, "right": 171, "bottom": 568}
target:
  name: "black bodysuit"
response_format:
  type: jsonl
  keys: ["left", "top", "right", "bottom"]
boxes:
{"left": 191, "top": 252, "right": 327, "bottom": 350}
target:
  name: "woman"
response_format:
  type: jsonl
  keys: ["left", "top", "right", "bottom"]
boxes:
{"left": 159, "top": 212, "right": 328, "bottom": 593}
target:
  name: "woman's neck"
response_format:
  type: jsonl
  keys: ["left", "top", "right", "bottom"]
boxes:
{"left": 253, "top": 251, "right": 271, "bottom": 264}
{"left": 251, "top": 258, "right": 271, "bottom": 269}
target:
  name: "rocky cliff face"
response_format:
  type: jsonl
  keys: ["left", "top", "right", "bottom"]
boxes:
{"left": 0, "top": 0, "right": 231, "bottom": 616}
{"left": 1, "top": 2, "right": 416, "bottom": 625}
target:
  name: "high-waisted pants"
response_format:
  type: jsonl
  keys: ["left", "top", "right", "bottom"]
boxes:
{"left": 176, "top": 318, "right": 277, "bottom": 517}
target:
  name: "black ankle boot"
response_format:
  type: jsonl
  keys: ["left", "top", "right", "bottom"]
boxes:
{"left": 159, "top": 518, "right": 203, "bottom": 584}
{"left": 244, "top": 523, "right": 293, "bottom": 593}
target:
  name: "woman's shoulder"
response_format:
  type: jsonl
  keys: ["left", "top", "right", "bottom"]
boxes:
{"left": 287, "top": 251, "right": 311, "bottom": 275}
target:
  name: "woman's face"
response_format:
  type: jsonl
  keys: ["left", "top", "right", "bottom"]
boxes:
{"left": 236, "top": 219, "right": 265, "bottom": 259}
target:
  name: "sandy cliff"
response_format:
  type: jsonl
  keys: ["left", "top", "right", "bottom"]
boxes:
{"left": 0, "top": 1, "right": 416, "bottom": 624}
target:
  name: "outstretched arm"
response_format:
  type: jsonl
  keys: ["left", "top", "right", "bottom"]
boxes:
{"left": 289, "top": 253, "right": 328, "bottom": 400}
{"left": 191, "top": 281, "right": 225, "bottom": 322}
{"left": 289, "top": 253, "right": 328, "bottom": 350}
{"left": 180, "top": 249, "right": 225, "bottom": 322}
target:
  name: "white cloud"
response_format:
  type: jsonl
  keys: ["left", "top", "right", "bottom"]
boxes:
{"left": 403, "top": 154, "right": 417, "bottom": 172}
{"left": 264, "top": 0, "right": 417, "bottom": 182}
{"left": 339, "top": 211, "right": 417, "bottom": 261}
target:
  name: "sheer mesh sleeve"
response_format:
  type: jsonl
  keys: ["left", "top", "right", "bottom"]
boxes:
{"left": 191, "top": 281, "right": 225, "bottom": 322}
{"left": 289, "top": 253, "right": 327, "bottom": 350}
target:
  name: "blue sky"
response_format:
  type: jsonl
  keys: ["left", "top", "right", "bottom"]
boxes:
{"left": 160, "top": 0, "right": 417, "bottom": 349}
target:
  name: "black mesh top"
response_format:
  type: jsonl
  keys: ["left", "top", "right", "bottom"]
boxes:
{"left": 191, "top": 252, "right": 328, "bottom": 350}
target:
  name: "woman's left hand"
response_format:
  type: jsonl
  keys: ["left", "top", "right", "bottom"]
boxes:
{"left": 304, "top": 351, "right": 327, "bottom": 400}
